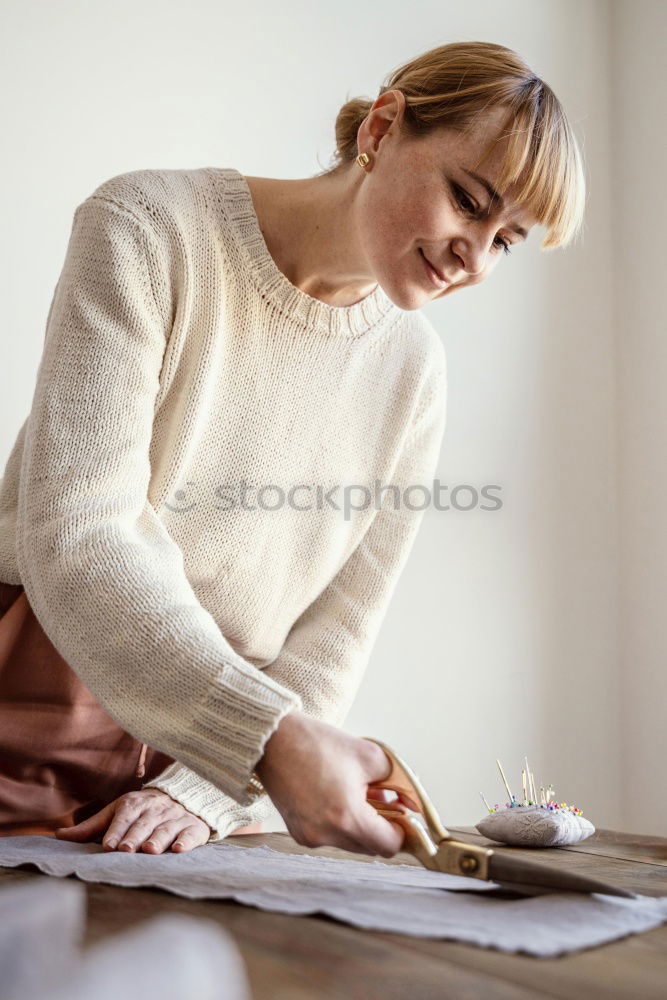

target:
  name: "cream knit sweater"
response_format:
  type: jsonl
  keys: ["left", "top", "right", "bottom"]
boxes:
{"left": 0, "top": 166, "right": 447, "bottom": 840}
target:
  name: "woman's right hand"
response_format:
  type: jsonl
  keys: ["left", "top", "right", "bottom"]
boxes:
{"left": 255, "top": 710, "right": 406, "bottom": 857}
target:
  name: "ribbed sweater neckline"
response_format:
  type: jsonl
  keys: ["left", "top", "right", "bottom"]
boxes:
{"left": 209, "top": 166, "right": 398, "bottom": 339}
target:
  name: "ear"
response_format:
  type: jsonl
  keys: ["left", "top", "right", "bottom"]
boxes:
{"left": 357, "top": 89, "right": 407, "bottom": 158}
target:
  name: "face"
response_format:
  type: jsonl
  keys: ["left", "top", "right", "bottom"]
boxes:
{"left": 354, "top": 93, "right": 538, "bottom": 309}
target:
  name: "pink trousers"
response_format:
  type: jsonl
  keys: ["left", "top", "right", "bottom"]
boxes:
{"left": 0, "top": 580, "right": 261, "bottom": 838}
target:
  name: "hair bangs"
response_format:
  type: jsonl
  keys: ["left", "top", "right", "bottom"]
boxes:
{"left": 472, "top": 96, "right": 586, "bottom": 250}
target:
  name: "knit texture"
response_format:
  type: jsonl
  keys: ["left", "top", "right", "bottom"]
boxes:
{"left": 0, "top": 166, "right": 447, "bottom": 840}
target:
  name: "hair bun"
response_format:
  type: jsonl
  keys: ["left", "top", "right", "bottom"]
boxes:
{"left": 333, "top": 96, "right": 374, "bottom": 164}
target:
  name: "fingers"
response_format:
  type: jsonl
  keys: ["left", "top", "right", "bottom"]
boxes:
{"left": 139, "top": 819, "right": 185, "bottom": 854}
{"left": 102, "top": 797, "right": 147, "bottom": 851}
{"left": 330, "top": 801, "right": 407, "bottom": 858}
{"left": 169, "top": 823, "right": 210, "bottom": 853}
{"left": 101, "top": 792, "right": 210, "bottom": 854}
{"left": 364, "top": 802, "right": 408, "bottom": 856}
{"left": 54, "top": 790, "right": 211, "bottom": 854}
{"left": 290, "top": 796, "right": 408, "bottom": 859}
{"left": 366, "top": 787, "right": 399, "bottom": 803}
{"left": 54, "top": 801, "right": 117, "bottom": 842}
{"left": 140, "top": 819, "right": 209, "bottom": 855}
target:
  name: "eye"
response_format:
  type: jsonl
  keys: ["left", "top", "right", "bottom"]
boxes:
{"left": 452, "top": 183, "right": 513, "bottom": 257}
{"left": 493, "top": 235, "right": 512, "bottom": 256}
{"left": 452, "top": 183, "right": 477, "bottom": 215}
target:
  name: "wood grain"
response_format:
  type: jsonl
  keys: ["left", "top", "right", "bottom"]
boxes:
{"left": 2, "top": 827, "right": 667, "bottom": 999}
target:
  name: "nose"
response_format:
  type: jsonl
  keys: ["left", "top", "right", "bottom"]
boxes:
{"left": 451, "top": 240, "right": 486, "bottom": 276}
{"left": 451, "top": 227, "right": 496, "bottom": 277}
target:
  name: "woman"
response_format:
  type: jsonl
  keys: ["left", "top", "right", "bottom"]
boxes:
{"left": 0, "top": 41, "right": 584, "bottom": 856}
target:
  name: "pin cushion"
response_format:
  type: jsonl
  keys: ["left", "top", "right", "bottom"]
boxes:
{"left": 477, "top": 758, "right": 595, "bottom": 848}
{"left": 475, "top": 802, "right": 595, "bottom": 848}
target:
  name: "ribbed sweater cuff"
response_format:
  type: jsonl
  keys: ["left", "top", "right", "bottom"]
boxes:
{"left": 177, "top": 665, "right": 303, "bottom": 806}
{"left": 143, "top": 764, "right": 275, "bottom": 841}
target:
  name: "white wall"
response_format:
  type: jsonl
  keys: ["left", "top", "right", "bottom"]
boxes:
{"left": 610, "top": 0, "right": 667, "bottom": 835}
{"left": 1, "top": 0, "right": 655, "bottom": 836}
{"left": 345, "top": 0, "right": 623, "bottom": 831}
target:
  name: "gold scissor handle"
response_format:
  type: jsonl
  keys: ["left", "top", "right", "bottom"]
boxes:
{"left": 368, "top": 802, "right": 442, "bottom": 868}
{"left": 363, "top": 737, "right": 450, "bottom": 842}
{"left": 364, "top": 738, "right": 494, "bottom": 880}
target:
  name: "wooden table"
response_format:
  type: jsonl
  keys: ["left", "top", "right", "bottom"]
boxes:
{"left": 2, "top": 826, "right": 667, "bottom": 999}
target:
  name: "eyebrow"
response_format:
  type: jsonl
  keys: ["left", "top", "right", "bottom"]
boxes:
{"left": 462, "top": 168, "right": 529, "bottom": 240}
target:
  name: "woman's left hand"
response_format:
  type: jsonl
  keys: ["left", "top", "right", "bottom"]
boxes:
{"left": 54, "top": 788, "right": 211, "bottom": 853}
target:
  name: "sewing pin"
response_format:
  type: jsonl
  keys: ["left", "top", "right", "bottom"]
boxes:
{"left": 524, "top": 757, "right": 532, "bottom": 801}
{"left": 480, "top": 792, "right": 493, "bottom": 813}
{"left": 495, "top": 758, "right": 514, "bottom": 803}
{"left": 530, "top": 771, "right": 538, "bottom": 804}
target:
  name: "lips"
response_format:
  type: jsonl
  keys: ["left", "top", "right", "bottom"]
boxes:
{"left": 421, "top": 249, "right": 447, "bottom": 282}
{"left": 419, "top": 247, "right": 449, "bottom": 288}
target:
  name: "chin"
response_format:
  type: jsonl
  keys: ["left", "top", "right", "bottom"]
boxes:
{"left": 379, "top": 281, "right": 430, "bottom": 312}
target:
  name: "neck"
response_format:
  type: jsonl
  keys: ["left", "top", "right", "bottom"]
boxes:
{"left": 243, "top": 166, "right": 379, "bottom": 307}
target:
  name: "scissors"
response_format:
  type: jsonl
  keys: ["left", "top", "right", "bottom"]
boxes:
{"left": 364, "top": 738, "right": 636, "bottom": 899}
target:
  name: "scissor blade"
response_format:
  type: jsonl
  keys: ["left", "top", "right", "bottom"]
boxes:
{"left": 487, "top": 852, "right": 636, "bottom": 898}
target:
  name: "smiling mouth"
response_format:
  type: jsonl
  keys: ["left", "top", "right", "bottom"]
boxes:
{"left": 419, "top": 247, "right": 449, "bottom": 288}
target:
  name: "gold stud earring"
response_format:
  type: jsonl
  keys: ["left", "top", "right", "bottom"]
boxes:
{"left": 356, "top": 152, "right": 370, "bottom": 168}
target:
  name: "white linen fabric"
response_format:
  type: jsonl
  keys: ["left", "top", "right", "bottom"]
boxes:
{"left": 1, "top": 836, "right": 666, "bottom": 958}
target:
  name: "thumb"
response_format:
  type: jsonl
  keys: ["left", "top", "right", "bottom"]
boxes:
{"left": 361, "top": 739, "right": 393, "bottom": 784}
{"left": 55, "top": 801, "right": 116, "bottom": 841}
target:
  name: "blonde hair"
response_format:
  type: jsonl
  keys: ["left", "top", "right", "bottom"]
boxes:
{"left": 324, "top": 41, "right": 585, "bottom": 250}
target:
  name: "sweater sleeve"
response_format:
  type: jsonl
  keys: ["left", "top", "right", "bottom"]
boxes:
{"left": 144, "top": 358, "right": 447, "bottom": 839}
{"left": 15, "top": 194, "right": 302, "bottom": 807}
{"left": 261, "top": 360, "right": 448, "bottom": 724}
